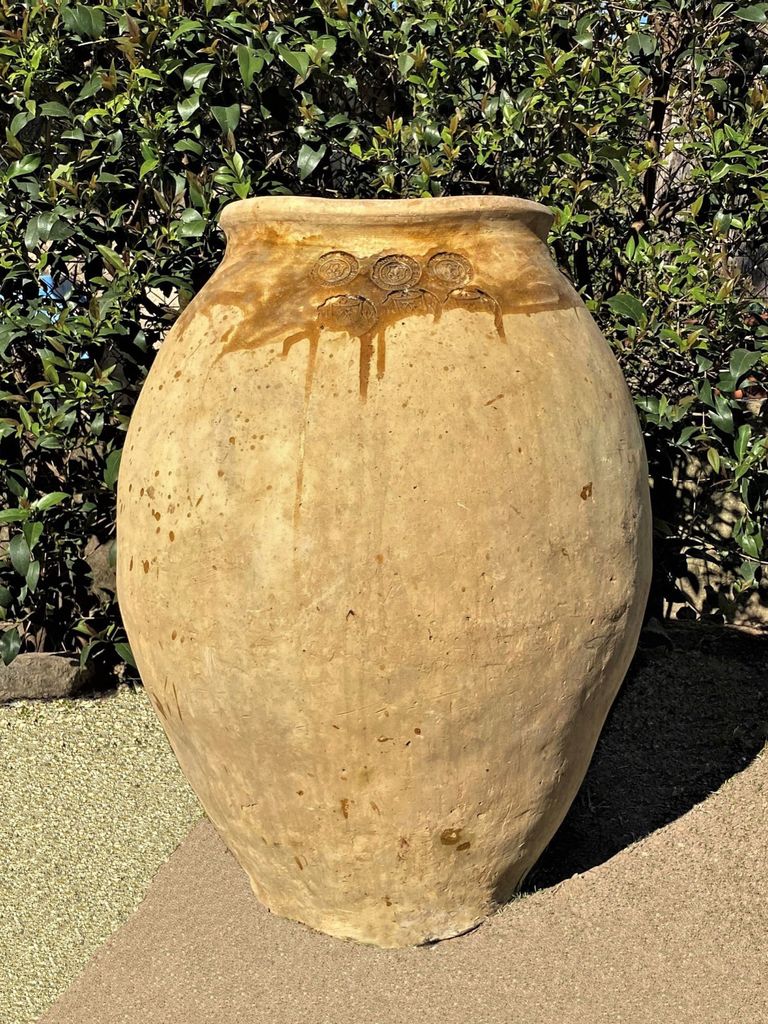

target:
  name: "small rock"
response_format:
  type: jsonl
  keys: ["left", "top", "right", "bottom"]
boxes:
{"left": 83, "top": 535, "right": 117, "bottom": 596}
{"left": 0, "top": 653, "right": 94, "bottom": 703}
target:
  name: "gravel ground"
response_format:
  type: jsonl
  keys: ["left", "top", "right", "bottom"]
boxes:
{"left": 0, "top": 685, "right": 203, "bottom": 1024}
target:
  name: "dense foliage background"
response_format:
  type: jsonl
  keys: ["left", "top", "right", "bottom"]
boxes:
{"left": 1, "top": 0, "right": 767, "bottom": 673}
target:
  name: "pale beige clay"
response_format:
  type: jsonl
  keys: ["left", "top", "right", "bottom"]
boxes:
{"left": 116, "top": 196, "right": 652, "bottom": 948}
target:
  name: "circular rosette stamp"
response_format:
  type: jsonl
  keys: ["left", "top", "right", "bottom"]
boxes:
{"left": 382, "top": 288, "right": 439, "bottom": 318}
{"left": 427, "top": 252, "right": 472, "bottom": 287}
{"left": 370, "top": 254, "right": 422, "bottom": 290}
{"left": 318, "top": 294, "right": 377, "bottom": 334}
{"left": 313, "top": 251, "right": 360, "bottom": 286}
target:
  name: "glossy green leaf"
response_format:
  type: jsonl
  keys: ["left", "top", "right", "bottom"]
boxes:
{"left": 114, "top": 642, "right": 136, "bottom": 667}
{"left": 606, "top": 292, "right": 646, "bottom": 325}
{"left": 177, "top": 92, "right": 201, "bottom": 120}
{"left": 104, "top": 451, "right": 122, "bottom": 489}
{"left": 32, "top": 492, "right": 69, "bottom": 511}
{"left": 61, "top": 5, "right": 106, "bottom": 38}
{"left": 0, "top": 628, "right": 21, "bottom": 666}
{"left": 730, "top": 348, "right": 762, "bottom": 383}
{"left": 734, "top": 4, "right": 768, "bottom": 21}
{"left": 735, "top": 424, "right": 751, "bottom": 462}
{"left": 183, "top": 63, "right": 214, "bottom": 90}
{"left": 297, "top": 143, "right": 327, "bottom": 180}
{"left": 0, "top": 508, "right": 28, "bottom": 525}
{"left": 279, "top": 47, "right": 310, "bottom": 78}
{"left": 96, "top": 244, "right": 129, "bottom": 274}
{"left": 709, "top": 394, "right": 735, "bottom": 434}
{"left": 9, "top": 534, "right": 31, "bottom": 577}
{"left": 6, "top": 155, "right": 41, "bottom": 180}
{"left": 24, "top": 212, "right": 74, "bottom": 249}
{"left": 22, "top": 521, "right": 43, "bottom": 551}
{"left": 237, "top": 45, "right": 263, "bottom": 88}
{"left": 627, "top": 32, "right": 657, "bottom": 55}
{"left": 177, "top": 208, "right": 206, "bottom": 237}
{"left": 212, "top": 104, "right": 240, "bottom": 133}
{"left": 26, "top": 560, "right": 41, "bottom": 593}
{"left": 40, "top": 101, "right": 72, "bottom": 118}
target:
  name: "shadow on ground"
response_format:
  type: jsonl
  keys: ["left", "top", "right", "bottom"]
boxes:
{"left": 523, "top": 621, "right": 768, "bottom": 892}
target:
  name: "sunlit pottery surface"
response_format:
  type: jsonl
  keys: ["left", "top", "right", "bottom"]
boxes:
{"left": 117, "top": 196, "right": 652, "bottom": 948}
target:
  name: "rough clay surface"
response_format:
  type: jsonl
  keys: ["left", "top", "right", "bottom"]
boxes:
{"left": 38, "top": 630, "right": 767, "bottom": 1024}
{"left": 116, "top": 197, "right": 652, "bottom": 946}
{"left": 0, "top": 654, "right": 93, "bottom": 703}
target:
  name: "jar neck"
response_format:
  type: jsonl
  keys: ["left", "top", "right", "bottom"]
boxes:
{"left": 219, "top": 195, "right": 553, "bottom": 256}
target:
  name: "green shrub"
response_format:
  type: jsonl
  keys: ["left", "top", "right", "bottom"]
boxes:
{"left": 1, "top": 0, "right": 767, "bottom": 671}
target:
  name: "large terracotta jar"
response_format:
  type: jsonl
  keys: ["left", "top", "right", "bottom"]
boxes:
{"left": 116, "top": 196, "right": 652, "bottom": 948}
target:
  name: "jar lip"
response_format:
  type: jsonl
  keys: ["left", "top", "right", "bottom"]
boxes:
{"left": 219, "top": 194, "right": 554, "bottom": 240}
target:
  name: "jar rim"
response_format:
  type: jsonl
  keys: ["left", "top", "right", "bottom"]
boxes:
{"left": 219, "top": 194, "right": 554, "bottom": 241}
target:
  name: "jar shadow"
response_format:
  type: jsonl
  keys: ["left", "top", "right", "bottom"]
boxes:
{"left": 520, "top": 621, "right": 768, "bottom": 894}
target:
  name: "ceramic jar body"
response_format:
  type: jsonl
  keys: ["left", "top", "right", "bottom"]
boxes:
{"left": 116, "top": 197, "right": 652, "bottom": 948}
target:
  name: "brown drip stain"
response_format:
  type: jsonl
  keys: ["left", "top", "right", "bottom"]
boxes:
{"left": 202, "top": 241, "right": 576, "bottom": 534}
{"left": 370, "top": 801, "right": 381, "bottom": 815}
{"left": 359, "top": 331, "right": 375, "bottom": 401}
{"left": 142, "top": 560, "right": 150, "bottom": 574}
{"left": 376, "top": 329, "right": 386, "bottom": 381}
{"left": 291, "top": 331, "right": 319, "bottom": 530}
{"left": 210, "top": 244, "right": 575, "bottom": 407}
{"left": 340, "top": 798, "right": 350, "bottom": 819}
{"left": 294, "top": 856, "right": 304, "bottom": 871}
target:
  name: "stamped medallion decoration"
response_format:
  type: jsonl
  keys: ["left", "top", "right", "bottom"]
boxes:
{"left": 312, "top": 250, "right": 360, "bottom": 285}
{"left": 305, "top": 249, "right": 511, "bottom": 399}
{"left": 318, "top": 294, "right": 377, "bottom": 332}
{"left": 382, "top": 288, "right": 440, "bottom": 317}
{"left": 370, "top": 254, "right": 422, "bottom": 290}
{"left": 217, "top": 243, "right": 570, "bottom": 405}
{"left": 426, "top": 252, "right": 472, "bottom": 286}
